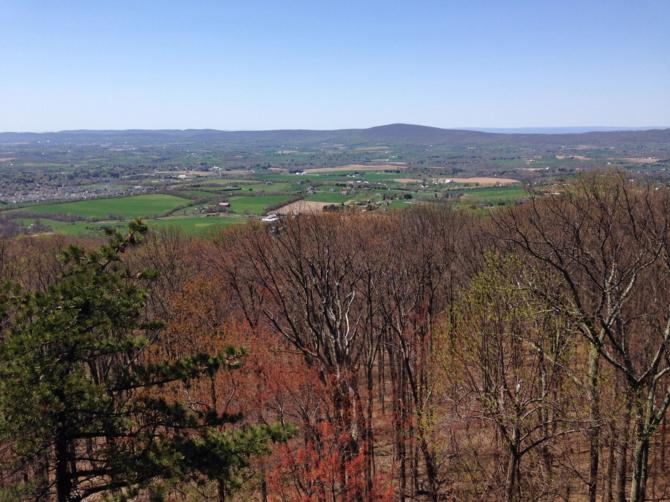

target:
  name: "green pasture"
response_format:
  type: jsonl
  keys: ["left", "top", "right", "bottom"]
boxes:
{"left": 457, "top": 185, "right": 528, "bottom": 206}
{"left": 24, "top": 194, "right": 189, "bottom": 219}
{"left": 147, "top": 216, "right": 245, "bottom": 235}
{"left": 227, "top": 194, "right": 293, "bottom": 215}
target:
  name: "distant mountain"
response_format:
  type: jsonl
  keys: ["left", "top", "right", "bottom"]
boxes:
{"left": 1, "top": 123, "right": 669, "bottom": 148}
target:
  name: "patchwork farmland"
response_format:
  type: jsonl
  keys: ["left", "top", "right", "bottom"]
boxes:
{"left": 1, "top": 168, "right": 529, "bottom": 237}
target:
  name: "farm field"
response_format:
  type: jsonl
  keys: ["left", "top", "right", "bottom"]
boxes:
{"left": 147, "top": 216, "right": 244, "bottom": 234}
{"left": 227, "top": 194, "right": 294, "bottom": 215}
{"left": 434, "top": 176, "right": 520, "bottom": 186}
{"left": 275, "top": 200, "right": 331, "bottom": 215}
{"left": 16, "top": 215, "right": 244, "bottom": 237}
{"left": 22, "top": 194, "right": 189, "bottom": 219}
{"left": 394, "top": 176, "right": 520, "bottom": 186}
{"left": 456, "top": 185, "right": 528, "bottom": 206}
{"left": 189, "top": 181, "right": 298, "bottom": 194}
{"left": 2, "top": 171, "right": 532, "bottom": 237}
{"left": 16, "top": 218, "right": 110, "bottom": 236}
{"left": 305, "top": 163, "right": 407, "bottom": 173}
{"left": 237, "top": 182, "right": 296, "bottom": 193}
{"left": 304, "top": 192, "right": 350, "bottom": 203}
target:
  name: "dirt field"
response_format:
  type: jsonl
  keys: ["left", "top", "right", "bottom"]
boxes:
{"left": 556, "top": 154, "right": 590, "bottom": 160}
{"left": 156, "top": 170, "right": 234, "bottom": 178}
{"left": 392, "top": 177, "right": 519, "bottom": 186}
{"left": 220, "top": 169, "right": 256, "bottom": 176}
{"left": 274, "top": 200, "right": 332, "bottom": 215}
{"left": 305, "top": 163, "right": 407, "bottom": 173}
{"left": 434, "top": 177, "right": 519, "bottom": 186}
{"left": 354, "top": 146, "right": 390, "bottom": 152}
{"left": 620, "top": 157, "right": 659, "bottom": 164}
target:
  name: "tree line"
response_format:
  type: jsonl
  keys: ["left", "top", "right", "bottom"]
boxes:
{"left": 1, "top": 172, "right": 669, "bottom": 500}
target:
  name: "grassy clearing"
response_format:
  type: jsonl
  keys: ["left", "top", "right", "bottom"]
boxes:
{"left": 16, "top": 216, "right": 247, "bottom": 237}
{"left": 254, "top": 173, "right": 307, "bottom": 183}
{"left": 240, "top": 182, "right": 297, "bottom": 193}
{"left": 305, "top": 192, "right": 351, "bottom": 203}
{"left": 16, "top": 218, "right": 116, "bottom": 236}
{"left": 146, "top": 216, "right": 245, "bottom": 235}
{"left": 386, "top": 199, "right": 415, "bottom": 209}
{"left": 457, "top": 186, "right": 528, "bottom": 206}
{"left": 193, "top": 182, "right": 299, "bottom": 194}
{"left": 174, "top": 190, "right": 219, "bottom": 200}
{"left": 18, "top": 214, "right": 246, "bottom": 237}
{"left": 228, "top": 195, "right": 293, "bottom": 215}
{"left": 203, "top": 179, "right": 261, "bottom": 185}
{"left": 25, "top": 194, "right": 189, "bottom": 219}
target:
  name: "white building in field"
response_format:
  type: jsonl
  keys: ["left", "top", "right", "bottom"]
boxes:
{"left": 261, "top": 213, "right": 279, "bottom": 223}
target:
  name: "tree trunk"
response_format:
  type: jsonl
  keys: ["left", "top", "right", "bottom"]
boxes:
{"left": 353, "top": 383, "right": 367, "bottom": 500}
{"left": 366, "top": 364, "right": 375, "bottom": 496}
{"left": 604, "top": 421, "right": 616, "bottom": 502}
{"left": 630, "top": 379, "right": 661, "bottom": 502}
{"left": 334, "top": 382, "right": 351, "bottom": 491}
{"left": 418, "top": 436, "right": 439, "bottom": 501}
{"left": 629, "top": 434, "right": 649, "bottom": 502}
{"left": 217, "top": 479, "right": 226, "bottom": 501}
{"left": 390, "top": 349, "right": 406, "bottom": 502}
{"left": 616, "top": 390, "right": 632, "bottom": 502}
{"left": 505, "top": 450, "right": 520, "bottom": 502}
{"left": 629, "top": 387, "right": 652, "bottom": 502}
{"left": 587, "top": 345, "right": 601, "bottom": 502}
{"left": 55, "top": 425, "right": 72, "bottom": 502}
{"left": 640, "top": 434, "right": 649, "bottom": 501}
{"left": 35, "top": 450, "right": 50, "bottom": 502}
{"left": 333, "top": 378, "right": 364, "bottom": 501}
{"left": 259, "top": 461, "right": 268, "bottom": 502}
{"left": 661, "top": 414, "right": 667, "bottom": 471}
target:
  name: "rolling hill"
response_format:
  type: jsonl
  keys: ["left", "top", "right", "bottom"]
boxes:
{"left": 1, "top": 123, "right": 669, "bottom": 148}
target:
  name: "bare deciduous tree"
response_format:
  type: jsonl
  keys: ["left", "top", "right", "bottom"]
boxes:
{"left": 496, "top": 173, "right": 670, "bottom": 501}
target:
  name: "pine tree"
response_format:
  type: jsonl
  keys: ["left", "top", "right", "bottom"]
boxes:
{"left": 0, "top": 222, "right": 289, "bottom": 501}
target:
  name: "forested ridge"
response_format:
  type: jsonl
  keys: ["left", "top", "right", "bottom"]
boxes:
{"left": 2, "top": 173, "right": 670, "bottom": 501}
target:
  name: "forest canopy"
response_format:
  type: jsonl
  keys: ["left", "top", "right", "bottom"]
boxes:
{"left": 1, "top": 173, "right": 670, "bottom": 501}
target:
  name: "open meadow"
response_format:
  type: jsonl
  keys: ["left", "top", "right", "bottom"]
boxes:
{"left": 22, "top": 194, "right": 189, "bottom": 219}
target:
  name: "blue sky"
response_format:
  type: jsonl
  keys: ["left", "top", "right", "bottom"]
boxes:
{"left": 1, "top": 1, "right": 668, "bottom": 131}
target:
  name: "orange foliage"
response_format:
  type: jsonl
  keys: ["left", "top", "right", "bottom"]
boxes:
{"left": 267, "top": 421, "right": 394, "bottom": 501}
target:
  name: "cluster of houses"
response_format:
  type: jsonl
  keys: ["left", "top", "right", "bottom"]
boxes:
{"left": 198, "top": 201, "right": 230, "bottom": 215}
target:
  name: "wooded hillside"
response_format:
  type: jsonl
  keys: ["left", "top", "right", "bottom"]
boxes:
{"left": 1, "top": 173, "right": 670, "bottom": 501}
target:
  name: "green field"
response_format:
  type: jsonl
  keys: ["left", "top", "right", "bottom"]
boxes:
{"left": 457, "top": 186, "right": 528, "bottom": 206}
{"left": 305, "top": 192, "right": 351, "bottom": 203}
{"left": 174, "top": 189, "right": 219, "bottom": 200}
{"left": 24, "top": 194, "right": 189, "bottom": 219}
{"left": 237, "top": 182, "right": 296, "bottom": 193}
{"left": 4, "top": 176, "right": 531, "bottom": 238}
{"left": 16, "top": 218, "right": 113, "bottom": 236}
{"left": 17, "top": 215, "right": 245, "bottom": 237}
{"left": 147, "top": 216, "right": 244, "bottom": 234}
{"left": 227, "top": 195, "right": 293, "bottom": 215}
{"left": 386, "top": 199, "right": 415, "bottom": 209}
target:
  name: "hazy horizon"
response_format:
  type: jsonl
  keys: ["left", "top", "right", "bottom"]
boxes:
{"left": 1, "top": 124, "right": 669, "bottom": 135}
